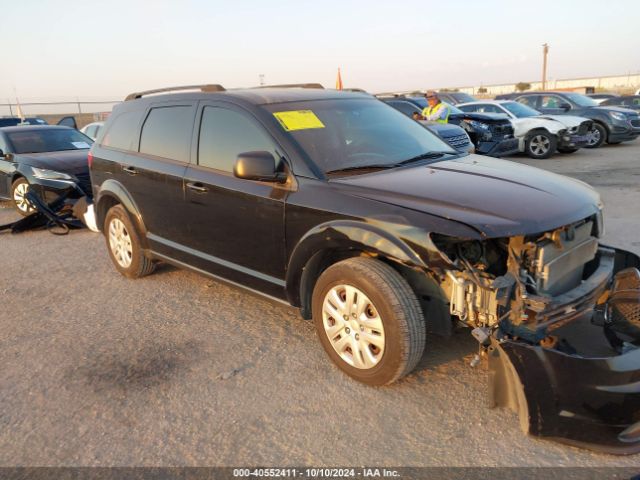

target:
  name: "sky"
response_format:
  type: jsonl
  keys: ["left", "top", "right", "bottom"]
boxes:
{"left": 2, "top": 0, "right": 639, "bottom": 102}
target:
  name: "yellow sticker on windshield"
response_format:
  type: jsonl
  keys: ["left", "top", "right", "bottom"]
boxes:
{"left": 273, "top": 110, "right": 325, "bottom": 131}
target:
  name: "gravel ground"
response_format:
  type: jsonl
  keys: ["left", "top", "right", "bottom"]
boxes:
{"left": 1, "top": 141, "right": 639, "bottom": 468}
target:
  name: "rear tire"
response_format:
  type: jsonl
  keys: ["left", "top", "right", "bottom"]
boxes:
{"left": 585, "top": 123, "right": 606, "bottom": 148}
{"left": 104, "top": 204, "right": 155, "bottom": 278}
{"left": 525, "top": 131, "right": 556, "bottom": 159}
{"left": 11, "top": 177, "right": 35, "bottom": 216}
{"left": 312, "top": 257, "right": 426, "bottom": 385}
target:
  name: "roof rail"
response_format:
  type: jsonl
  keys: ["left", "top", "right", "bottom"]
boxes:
{"left": 254, "top": 83, "right": 324, "bottom": 90}
{"left": 124, "top": 84, "right": 226, "bottom": 101}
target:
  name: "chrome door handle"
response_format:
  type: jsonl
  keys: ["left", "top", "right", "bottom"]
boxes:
{"left": 122, "top": 166, "right": 138, "bottom": 175}
{"left": 186, "top": 182, "right": 208, "bottom": 193}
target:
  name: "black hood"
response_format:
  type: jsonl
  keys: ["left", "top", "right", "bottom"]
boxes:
{"left": 333, "top": 155, "right": 601, "bottom": 238}
{"left": 15, "top": 150, "right": 90, "bottom": 176}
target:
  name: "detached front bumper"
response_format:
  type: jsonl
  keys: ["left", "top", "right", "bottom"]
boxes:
{"left": 489, "top": 247, "right": 640, "bottom": 454}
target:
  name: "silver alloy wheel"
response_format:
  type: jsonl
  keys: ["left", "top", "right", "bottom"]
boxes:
{"left": 108, "top": 218, "right": 133, "bottom": 268}
{"left": 587, "top": 126, "right": 601, "bottom": 146}
{"left": 322, "top": 284, "right": 385, "bottom": 369}
{"left": 13, "top": 181, "right": 34, "bottom": 214}
{"left": 529, "top": 135, "right": 550, "bottom": 156}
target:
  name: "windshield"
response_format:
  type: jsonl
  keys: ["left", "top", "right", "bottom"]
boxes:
{"left": 265, "top": 98, "right": 456, "bottom": 174}
{"left": 564, "top": 93, "right": 598, "bottom": 107}
{"left": 7, "top": 128, "right": 93, "bottom": 154}
{"left": 502, "top": 101, "right": 540, "bottom": 118}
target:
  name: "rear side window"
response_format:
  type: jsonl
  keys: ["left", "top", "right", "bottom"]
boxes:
{"left": 102, "top": 110, "right": 144, "bottom": 151}
{"left": 139, "top": 106, "right": 193, "bottom": 162}
{"left": 198, "top": 106, "right": 278, "bottom": 173}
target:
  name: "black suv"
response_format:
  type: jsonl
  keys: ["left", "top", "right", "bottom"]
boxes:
{"left": 495, "top": 91, "right": 640, "bottom": 148}
{"left": 379, "top": 95, "right": 518, "bottom": 157}
{"left": 90, "top": 84, "right": 640, "bottom": 452}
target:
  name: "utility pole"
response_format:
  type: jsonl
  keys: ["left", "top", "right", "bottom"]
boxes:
{"left": 542, "top": 43, "right": 549, "bottom": 90}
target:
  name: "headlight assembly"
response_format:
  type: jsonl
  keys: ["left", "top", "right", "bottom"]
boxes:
{"left": 609, "top": 111, "right": 627, "bottom": 121}
{"left": 465, "top": 119, "right": 490, "bottom": 131}
{"left": 30, "top": 167, "right": 73, "bottom": 181}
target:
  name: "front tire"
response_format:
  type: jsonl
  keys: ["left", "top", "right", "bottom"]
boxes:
{"left": 312, "top": 257, "right": 426, "bottom": 385}
{"left": 11, "top": 177, "right": 35, "bottom": 216}
{"left": 104, "top": 204, "right": 155, "bottom": 278}
{"left": 525, "top": 131, "right": 556, "bottom": 159}
{"left": 585, "top": 123, "right": 607, "bottom": 148}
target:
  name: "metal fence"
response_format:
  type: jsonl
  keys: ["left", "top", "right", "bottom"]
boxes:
{"left": 0, "top": 100, "right": 121, "bottom": 128}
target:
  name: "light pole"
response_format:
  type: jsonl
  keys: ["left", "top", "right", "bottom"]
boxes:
{"left": 542, "top": 43, "right": 549, "bottom": 90}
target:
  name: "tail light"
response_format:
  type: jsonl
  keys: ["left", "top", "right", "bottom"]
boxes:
{"left": 87, "top": 151, "right": 93, "bottom": 168}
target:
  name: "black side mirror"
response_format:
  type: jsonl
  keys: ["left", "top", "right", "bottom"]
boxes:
{"left": 0, "top": 149, "right": 4, "bottom": 157}
{"left": 234, "top": 151, "right": 286, "bottom": 183}
{"left": 559, "top": 102, "right": 571, "bottom": 111}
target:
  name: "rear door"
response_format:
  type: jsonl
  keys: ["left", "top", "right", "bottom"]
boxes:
{"left": 176, "top": 102, "right": 290, "bottom": 297}
{"left": 117, "top": 102, "right": 196, "bottom": 244}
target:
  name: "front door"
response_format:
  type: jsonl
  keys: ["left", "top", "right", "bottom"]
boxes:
{"left": 177, "top": 103, "right": 290, "bottom": 298}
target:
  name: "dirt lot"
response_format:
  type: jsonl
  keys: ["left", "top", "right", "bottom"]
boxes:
{"left": 1, "top": 141, "right": 640, "bottom": 468}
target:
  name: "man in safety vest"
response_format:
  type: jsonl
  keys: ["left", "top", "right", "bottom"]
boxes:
{"left": 421, "top": 90, "right": 450, "bottom": 123}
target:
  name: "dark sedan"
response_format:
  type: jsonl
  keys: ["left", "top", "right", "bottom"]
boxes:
{"left": 0, "top": 125, "right": 93, "bottom": 215}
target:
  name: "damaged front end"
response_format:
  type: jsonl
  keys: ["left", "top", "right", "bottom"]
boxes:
{"left": 431, "top": 216, "right": 640, "bottom": 453}
{"left": 1, "top": 176, "right": 98, "bottom": 234}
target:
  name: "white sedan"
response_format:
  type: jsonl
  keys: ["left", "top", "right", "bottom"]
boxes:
{"left": 458, "top": 100, "right": 592, "bottom": 159}
{"left": 80, "top": 121, "right": 104, "bottom": 140}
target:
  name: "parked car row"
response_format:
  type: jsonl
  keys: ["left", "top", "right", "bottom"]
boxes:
{"left": 379, "top": 95, "right": 520, "bottom": 157}
{"left": 457, "top": 100, "right": 592, "bottom": 158}
{"left": 495, "top": 91, "right": 640, "bottom": 148}
{"left": 378, "top": 89, "right": 639, "bottom": 158}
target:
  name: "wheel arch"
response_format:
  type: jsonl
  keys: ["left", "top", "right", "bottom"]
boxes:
{"left": 286, "top": 220, "right": 451, "bottom": 333}
{"left": 95, "top": 179, "right": 149, "bottom": 247}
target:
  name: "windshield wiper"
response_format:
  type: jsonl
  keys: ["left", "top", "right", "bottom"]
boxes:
{"left": 394, "top": 151, "right": 457, "bottom": 166}
{"left": 325, "top": 151, "right": 458, "bottom": 176}
{"left": 325, "top": 164, "right": 394, "bottom": 175}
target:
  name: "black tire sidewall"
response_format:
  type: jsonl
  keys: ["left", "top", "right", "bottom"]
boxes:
{"left": 312, "top": 260, "right": 416, "bottom": 385}
{"left": 103, "top": 205, "right": 146, "bottom": 278}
